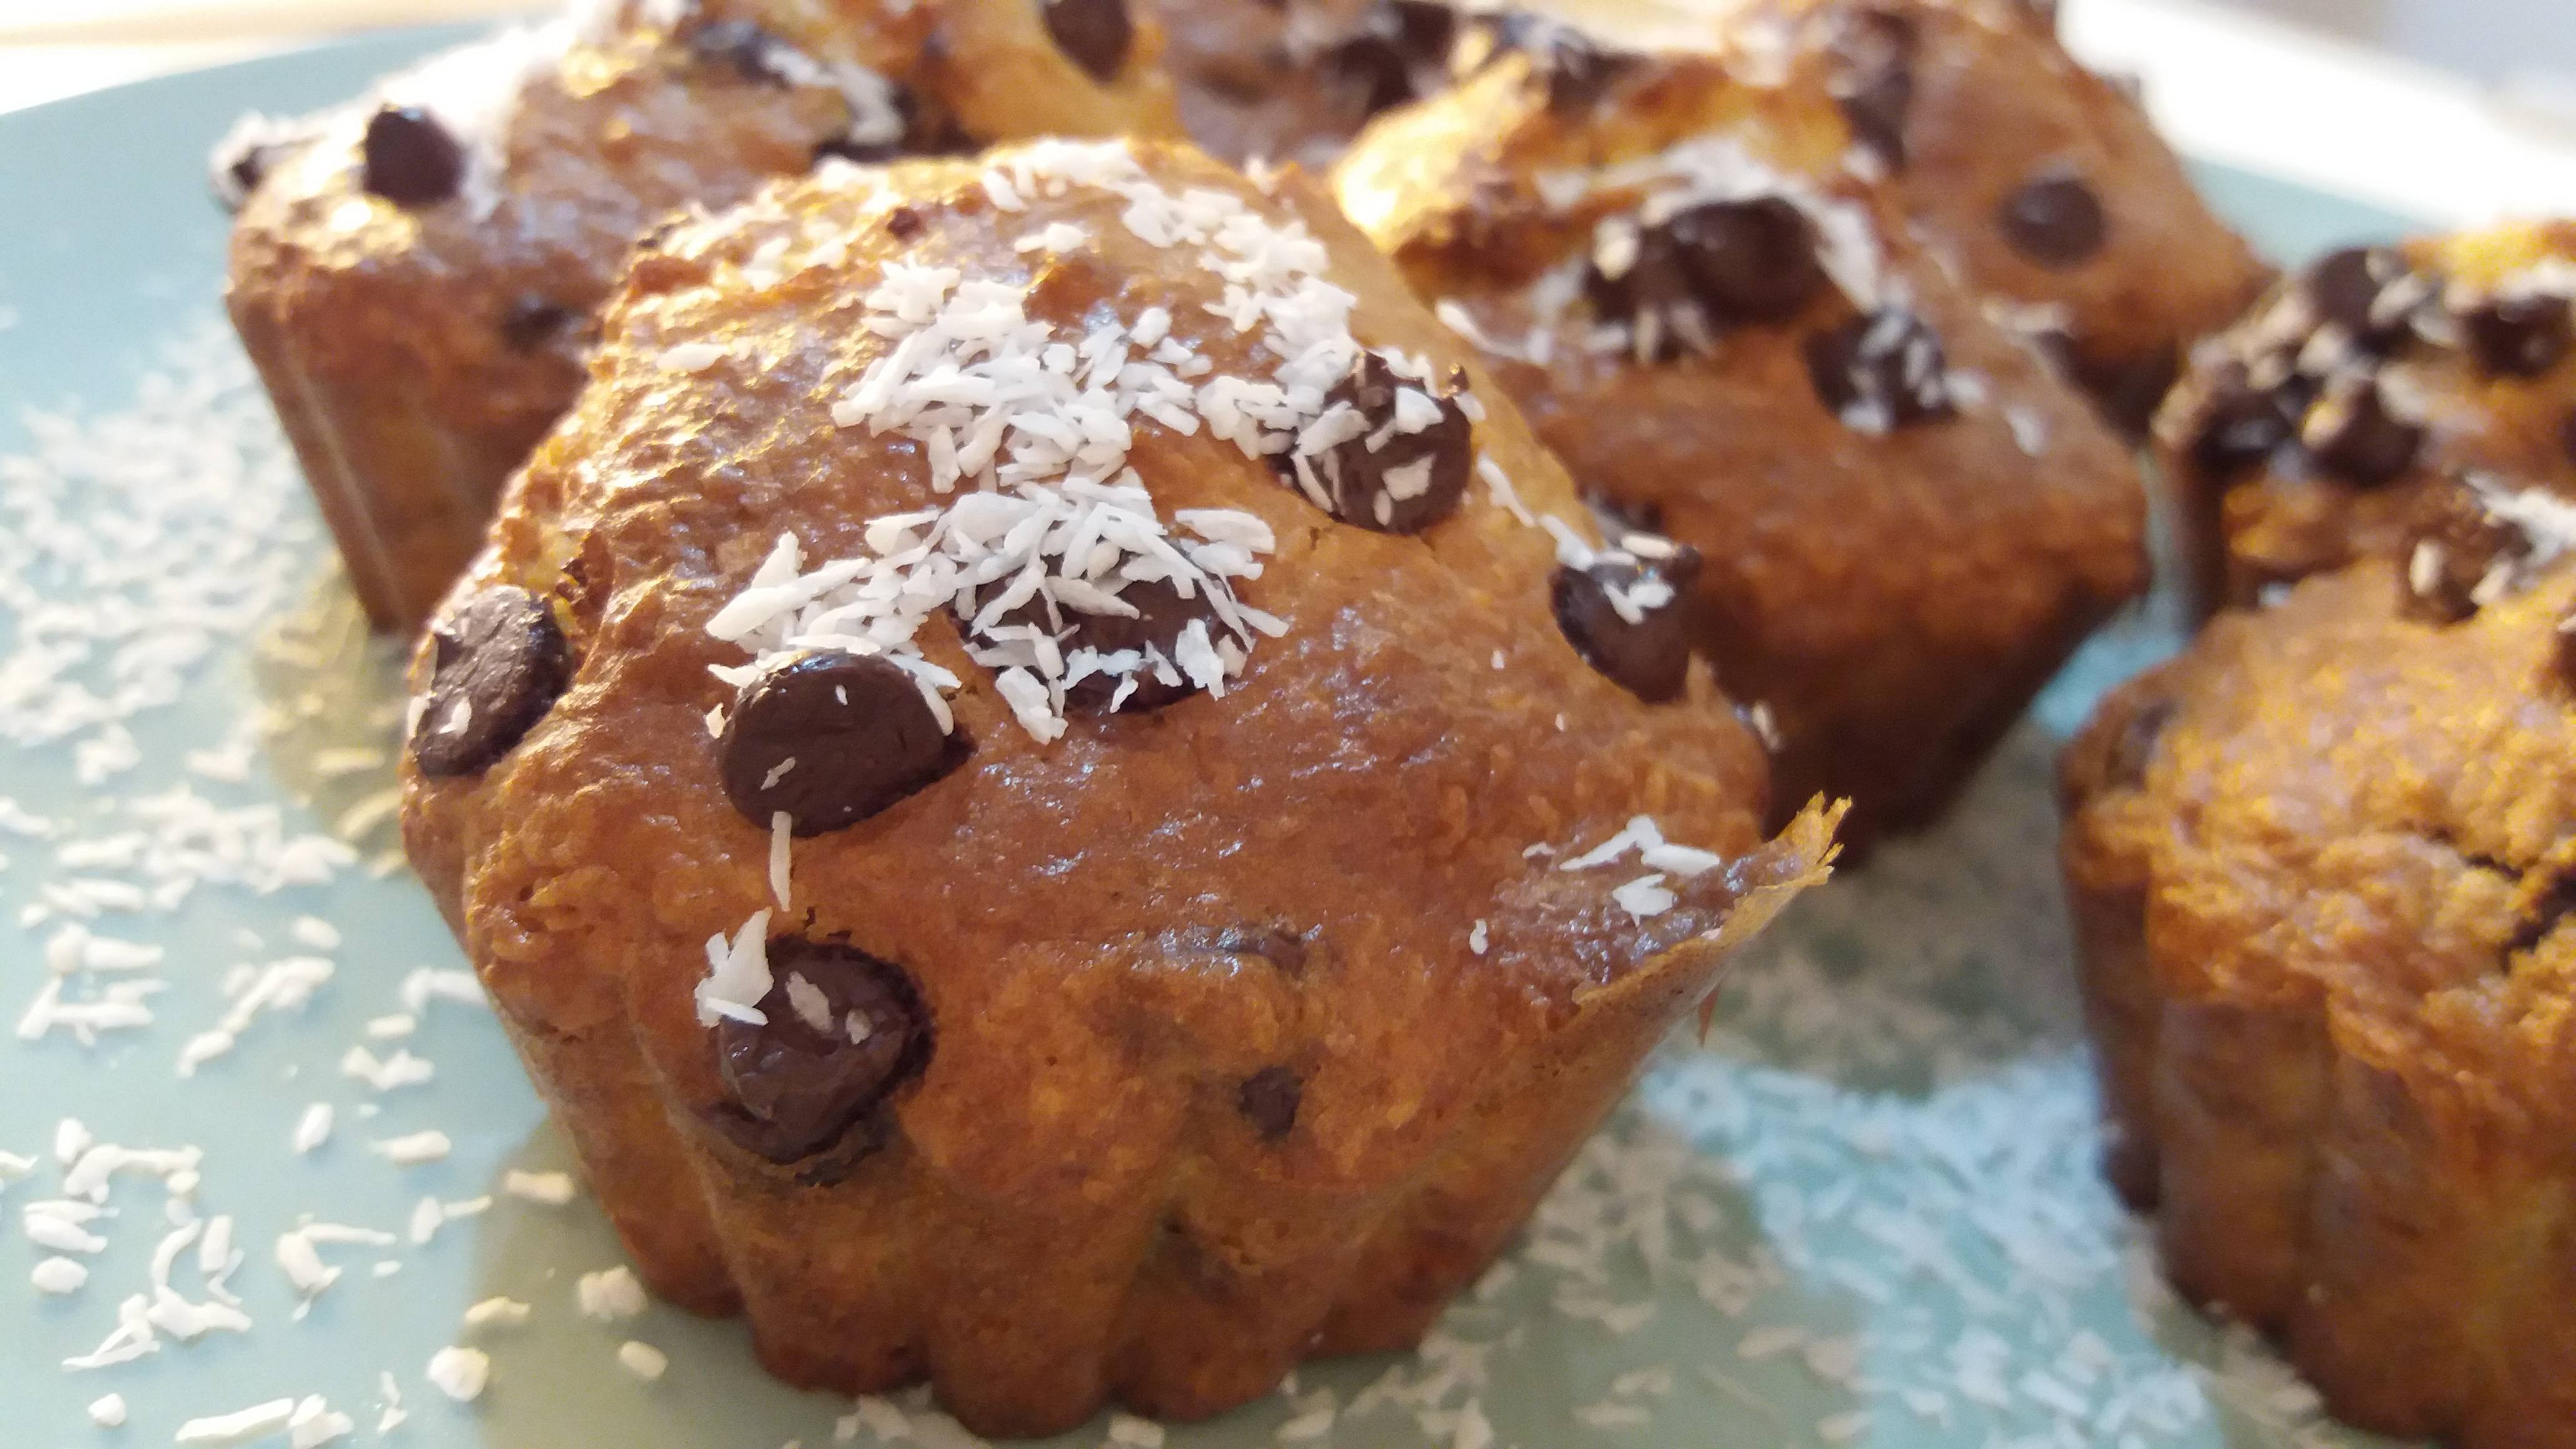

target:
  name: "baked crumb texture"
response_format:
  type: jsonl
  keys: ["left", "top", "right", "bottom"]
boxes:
{"left": 399, "top": 138, "right": 1835, "bottom": 1436}
{"left": 1330, "top": 27, "right": 2147, "bottom": 846}
{"left": 2160, "top": 220, "right": 2576, "bottom": 622}
{"left": 2062, "top": 560, "right": 2576, "bottom": 1448}
{"left": 221, "top": 0, "right": 1183, "bottom": 632}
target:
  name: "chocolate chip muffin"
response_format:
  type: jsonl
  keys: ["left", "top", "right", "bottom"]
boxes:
{"left": 2061, "top": 516, "right": 2576, "bottom": 1449}
{"left": 1712, "top": 0, "right": 2269, "bottom": 435}
{"left": 399, "top": 137, "right": 1836, "bottom": 1435}
{"left": 222, "top": 0, "right": 1181, "bottom": 630}
{"left": 2160, "top": 222, "right": 2576, "bottom": 620}
{"left": 1333, "top": 41, "right": 2147, "bottom": 844}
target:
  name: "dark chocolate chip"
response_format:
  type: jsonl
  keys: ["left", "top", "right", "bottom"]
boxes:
{"left": 1551, "top": 539, "right": 1702, "bottom": 703}
{"left": 1324, "top": 2, "right": 1457, "bottom": 116}
{"left": 499, "top": 296, "right": 578, "bottom": 354}
{"left": 2506, "top": 872, "right": 2576, "bottom": 957}
{"left": 2460, "top": 293, "right": 2572, "bottom": 378}
{"left": 1042, "top": 0, "right": 1133, "bottom": 82}
{"left": 686, "top": 19, "right": 797, "bottom": 84}
{"left": 2069, "top": 343, "right": 2180, "bottom": 439}
{"left": 719, "top": 650, "right": 965, "bottom": 834}
{"left": 1667, "top": 197, "right": 1827, "bottom": 324}
{"left": 208, "top": 114, "right": 308, "bottom": 213}
{"left": 711, "top": 939, "right": 930, "bottom": 1163}
{"left": 2105, "top": 697, "right": 2175, "bottom": 792}
{"left": 2557, "top": 608, "right": 2576, "bottom": 693}
{"left": 2187, "top": 363, "right": 2296, "bottom": 478}
{"left": 409, "top": 586, "right": 572, "bottom": 777}
{"left": 1805, "top": 308, "right": 1957, "bottom": 430}
{"left": 1161, "top": 924, "right": 1312, "bottom": 973}
{"left": 1289, "top": 351, "right": 1474, "bottom": 534}
{"left": 359, "top": 104, "right": 466, "bottom": 208}
{"left": 2304, "top": 246, "right": 2418, "bottom": 350}
{"left": 1237, "top": 1066, "right": 1302, "bottom": 1141}
{"left": 2303, "top": 373, "right": 2421, "bottom": 487}
{"left": 1584, "top": 223, "right": 1702, "bottom": 358}
{"left": 1463, "top": 12, "right": 1631, "bottom": 110}
{"left": 1830, "top": 10, "right": 1917, "bottom": 169}
{"left": 2399, "top": 477, "right": 2527, "bottom": 624}
{"left": 1998, "top": 169, "right": 2108, "bottom": 269}
{"left": 964, "top": 575, "right": 1219, "bottom": 713}
{"left": 886, "top": 205, "right": 927, "bottom": 241}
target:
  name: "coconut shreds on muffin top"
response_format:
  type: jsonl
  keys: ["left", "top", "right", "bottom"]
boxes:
{"left": 677, "top": 139, "right": 1743, "bottom": 1029}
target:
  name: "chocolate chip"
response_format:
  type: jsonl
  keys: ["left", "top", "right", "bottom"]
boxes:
{"left": 719, "top": 650, "right": 965, "bottom": 834}
{"left": 1462, "top": 12, "right": 1630, "bottom": 110}
{"left": 711, "top": 939, "right": 930, "bottom": 1164}
{"left": 1830, "top": 11, "right": 1916, "bottom": 169}
{"left": 499, "top": 296, "right": 578, "bottom": 353}
{"left": 1805, "top": 308, "right": 1957, "bottom": 431}
{"left": 2187, "top": 363, "right": 2296, "bottom": 478}
{"left": 2067, "top": 343, "right": 2179, "bottom": 439}
{"left": 359, "top": 104, "right": 466, "bottom": 208}
{"left": 208, "top": 114, "right": 309, "bottom": 213}
{"left": 2460, "top": 293, "right": 2572, "bottom": 378}
{"left": 2105, "top": 697, "right": 2175, "bottom": 791}
{"left": 1585, "top": 223, "right": 1701, "bottom": 358}
{"left": 2304, "top": 246, "right": 2419, "bottom": 351}
{"left": 1288, "top": 351, "right": 1474, "bottom": 534}
{"left": 1999, "top": 169, "right": 2107, "bottom": 269}
{"left": 1552, "top": 539, "right": 1702, "bottom": 703}
{"left": 2400, "top": 478, "right": 2526, "bottom": 624}
{"left": 2506, "top": 872, "right": 2576, "bottom": 957}
{"left": 2303, "top": 373, "right": 2421, "bottom": 487}
{"left": 1237, "top": 1066, "right": 1302, "bottom": 1141}
{"left": 1161, "top": 924, "right": 1311, "bottom": 973}
{"left": 964, "top": 575, "right": 1219, "bottom": 713}
{"left": 886, "top": 205, "right": 927, "bottom": 240}
{"left": 686, "top": 19, "right": 798, "bottom": 83}
{"left": 1325, "top": 2, "right": 1457, "bottom": 116}
{"left": 409, "top": 587, "right": 572, "bottom": 777}
{"left": 1042, "top": 0, "right": 1133, "bottom": 82}
{"left": 2557, "top": 609, "right": 2576, "bottom": 693}
{"left": 1669, "top": 197, "right": 1827, "bottom": 324}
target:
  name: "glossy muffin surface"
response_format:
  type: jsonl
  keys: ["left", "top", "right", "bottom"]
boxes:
{"left": 401, "top": 137, "right": 1831, "bottom": 1435}
{"left": 2062, "top": 539, "right": 2576, "bottom": 1449}
{"left": 1335, "top": 42, "right": 2147, "bottom": 842}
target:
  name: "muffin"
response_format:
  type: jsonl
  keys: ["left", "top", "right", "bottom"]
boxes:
{"left": 1710, "top": 0, "right": 2270, "bottom": 434}
{"left": 399, "top": 137, "right": 1836, "bottom": 1435}
{"left": 1332, "top": 39, "right": 2148, "bottom": 842}
{"left": 221, "top": 0, "right": 1181, "bottom": 630}
{"left": 2160, "top": 222, "right": 2576, "bottom": 619}
{"left": 2061, "top": 504, "right": 2576, "bottom": 1448}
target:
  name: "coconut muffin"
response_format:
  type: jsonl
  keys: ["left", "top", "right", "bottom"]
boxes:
{"left": 222, "top": 0, "right": 1181, "bottom": 630}
{"left": 1333, "top": 41, "right": 2147, "bottom": 843}
{"left": 399, "top": 137, "right": 1835, "bottom": 1435}
{"left": 2061, "top": 490, "right": 2576, "bottom": 1448}
{"left": 2160, "top": 222, "right": 2576, "bottom": 619}
{"left": 1711, "top": 0, "right": 2269, "bottom": 435}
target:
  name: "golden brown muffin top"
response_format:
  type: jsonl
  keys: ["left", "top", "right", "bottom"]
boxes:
{"left": 400, "top": 139, "right": 1825, "bottom": 1178}
{"left": 217, "top": 1, "right": 1183, "bottom": 381}
{"left": 1704, "top": 0, "right": 2269, "bottom": 427}
{"left": 1330, "top": 42, "right": 2145, "bottom": 832}
{"left": 2063, "top": 540, "right": 2576, "bottom": 1133}
{"left": 2161, "top": 222, "right": 2576, "bottom": 615}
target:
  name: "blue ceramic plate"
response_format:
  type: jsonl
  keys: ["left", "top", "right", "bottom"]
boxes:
{"left": 0, "top": 27, "right": 2418, "bottom": 1449}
